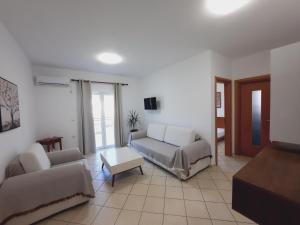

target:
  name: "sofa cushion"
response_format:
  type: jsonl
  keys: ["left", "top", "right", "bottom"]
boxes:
{"left": 131, "top": 137, "right": 179, "bottom": 167}
{"left": 19, "top": 143, "right": 51, "bottom": 173}
{"left": 5, "top": 156, "right": 26, "bottom": 178}
{"left": 164, "top": 126, "right": 196, "bottom": 147}
{"left": 147, "top": 123, "right": 166, "bottom": 141}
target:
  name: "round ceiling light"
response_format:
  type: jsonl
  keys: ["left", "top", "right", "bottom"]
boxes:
{"left": 96, "top": 52, "right": 123, "bottom": 64}
{"left": 206, "top": 0, "right": 251, "bottom": 16}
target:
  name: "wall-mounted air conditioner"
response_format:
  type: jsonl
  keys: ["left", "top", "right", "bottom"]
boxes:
{"left": 35, "top": 75, "right": 70, "bottom": 86}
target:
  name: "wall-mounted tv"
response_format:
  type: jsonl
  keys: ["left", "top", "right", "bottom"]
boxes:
{"left": 144, "top": 97, "right": 157, "bottom": 110}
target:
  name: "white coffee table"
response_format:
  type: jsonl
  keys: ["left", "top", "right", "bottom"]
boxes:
{"left": 100, "top": 147, "right": 144, "bottom": 186}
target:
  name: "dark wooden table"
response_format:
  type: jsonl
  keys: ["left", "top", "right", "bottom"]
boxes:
{"left": 232, "top": 142, "right": 300, "bottom": 225}
{"left": 37, "top": 137, "right": 63, "bottom": 152}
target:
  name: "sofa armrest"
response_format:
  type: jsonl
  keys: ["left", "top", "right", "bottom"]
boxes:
{"left": 0, "top": 163, "right": 95, "bottom": 224}
{"left": 47, "top": 148, "right": 83, "bottom": 166}
{"left": 128, "top": 130, "right": 147, "bottom": 144}
{"left": 180, "top": 139, "right": 212, "bottom": 162}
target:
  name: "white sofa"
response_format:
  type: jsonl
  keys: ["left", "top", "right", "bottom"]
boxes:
{"left": 129, "top": 123, "right": 212, "bottom": 180}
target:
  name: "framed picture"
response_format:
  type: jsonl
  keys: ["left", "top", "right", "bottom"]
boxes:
{"left": 0, "top": 77, "right": 20, "bottom": 132}
{"left": 216, "top": 92, "right": 221, "bottom": 108}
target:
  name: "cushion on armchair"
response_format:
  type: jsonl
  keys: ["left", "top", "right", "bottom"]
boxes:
{"left": 19, "top": 143, "right": 51, "bottom": 173}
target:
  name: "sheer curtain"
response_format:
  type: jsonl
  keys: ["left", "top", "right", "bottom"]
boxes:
{"left": 91, "top": 83, "right": 115, "bottom": 149}
{"left": 114, "top": 83, "right": 123, "bottom": 147}
{"left": 77, "top": 80, "right": 96, "bottom": 154}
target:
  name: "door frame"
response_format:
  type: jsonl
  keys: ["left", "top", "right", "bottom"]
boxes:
{"left": 234, "top": 74, "right": 270, "bottom": 155}
{"left": 215, "top": 76, "right": 232, "bottom": 165}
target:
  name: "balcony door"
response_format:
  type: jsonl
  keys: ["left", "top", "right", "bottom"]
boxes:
{"left": 91, "top": 84, "right": 115, "bottom": 149}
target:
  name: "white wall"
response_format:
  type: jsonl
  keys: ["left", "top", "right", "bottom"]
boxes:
{"left": 33, "top": 66, "right": 144, "bottom": 149}
{"left": 0, "top": 22, "right": 36, "bottom": 182}
{"left": 270, "top": 42, "right": 300, "bottom": 144}
{"left": 142, "top": 51, "right": 234, "bottom": 161}
{"left": 142, "top": 51, "right": 212, "bottom": 145}
{"left": 232, "top": 51, "right": 270, "bottom": 79}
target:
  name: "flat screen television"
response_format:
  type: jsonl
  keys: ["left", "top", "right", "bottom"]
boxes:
{"left": 144, "top": 97, "right": 157, "bottom": 110}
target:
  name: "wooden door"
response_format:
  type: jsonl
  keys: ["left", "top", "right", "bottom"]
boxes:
{"left": 215, "top": 77, "right": 232, "bottom": 165}
{"left": 239, "top": 79, "right": 270, "bottom": 157}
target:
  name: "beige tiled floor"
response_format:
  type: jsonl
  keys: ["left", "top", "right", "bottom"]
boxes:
{"left": 37, "top": 142, "right": 256, "bottom": 225}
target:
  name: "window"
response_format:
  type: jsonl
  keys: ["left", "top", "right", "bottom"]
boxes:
{"left": 252, "top": 90, "right": 262, "bottom": 146}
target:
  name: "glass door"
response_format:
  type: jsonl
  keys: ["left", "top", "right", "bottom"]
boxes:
{"left": 91, "top": 84, "right": 115, "bottom": 149}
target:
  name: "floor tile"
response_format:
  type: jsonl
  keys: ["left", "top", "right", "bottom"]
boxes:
{"left": 123, "top": 195, "right": 146, "bottom": 211}
{"left": 54, "top": 204, "right": 100, "bottom": 225}
{"left": 187, "top": 218, "right": 212, "bottom": 225}
{"left": 219, "top": 190, "right": 232, "bottom": 204}
{"left": 136, "top": 175, "right": 152, "bottom": 184}
{"left": 194, "top": 171, "right": 212, "bottom": 180}
{"left": 198, "top": 179, "right": 217, "bottom": 190}
{"left": 166, "top": 176, "right": 182, "bottom": 187}
{"left": 209, "top": 172, "right": 228, "bottom": 181}
{"left": 164, "top": 198, "right": 186, "bottom": 216}
{"left": 183, "top": 188, "right": 203, "bottom": 201}
{"left": 206, "top": 202, "right": 234, "bottom": 221}
{"left": 185, "top": 200, "right": 209, "bottom": 218}
{"left": 201, "top": 190, "right": 224, "bottom": 203}
{"left": 212, "top": 220, "right": 237, "bottom": 225}
{"left": 93, "top": 180, "right": 104, "bottom": 191}
{"left": 82, "top": 144, "right": 252, "bottom": 225}
{"left": 182, "top": 179, "right": 199, "bottom": 188}
{"left": 113, "top": 182, "right": 133, "bottom": 194}
{"left": 105, "top": 193, "right": 128, "bottom": 208}
{"left": 213, "top": 180, "right": 232, "bottom": 190}
{"left": 131, "top": 183, "right": 149, "bottom": 195}
{"left": 163, "top": 215, "right": 187, "bottom": 225}
{"left": 139, "top": 212, "right": 163, "bottom": 225}
{"left": 90, "top": 191, "right": 111, "bottom": 206}
{"left": 165, "top": 186, "right": 183, "bottom": 199}
{"left": 115, "top": 210, "right": 141, "bottom": 225}
{"left": 151, "top": 176, "right": 166, "bottom": 185}
{"left": 147, "top": 185, "right": 165, "bottom": 197}
{"left": 143, "top": 197, "right": 164, "bottom": 213}
{"left": 99, "top": 182, "right": 114, "bottom": 193}
{"left": 92, "top": 207, "right": 120, "bottom": 225}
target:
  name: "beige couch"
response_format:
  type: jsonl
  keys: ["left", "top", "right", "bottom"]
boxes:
{"left": 0, "top": 143, "right": 94, "bottom": 225}
{"left": 129, "top": 123, "right": 212, "bottom": 180}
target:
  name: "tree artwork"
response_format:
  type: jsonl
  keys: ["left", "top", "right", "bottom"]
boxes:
{"left": 0, "top": 77, "right": 20, "bottom": 132}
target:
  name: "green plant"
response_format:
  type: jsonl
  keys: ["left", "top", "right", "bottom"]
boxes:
{"left": 128, "top": 110, "right": 140, "bottom": 131}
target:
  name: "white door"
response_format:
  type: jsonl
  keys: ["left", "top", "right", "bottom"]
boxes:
{"left": 91, "top": 84, "right": 115, "bottom": 149}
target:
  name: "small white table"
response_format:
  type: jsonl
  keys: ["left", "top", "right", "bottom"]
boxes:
{"left": 100, "top": 147, "right": 144, "bottom": 186}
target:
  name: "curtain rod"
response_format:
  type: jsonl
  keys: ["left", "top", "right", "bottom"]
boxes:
{"left": 71, "top": 79, "right": 128, "bottom": 86}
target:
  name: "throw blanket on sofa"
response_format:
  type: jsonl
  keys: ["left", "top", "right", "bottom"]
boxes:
{"left": 172, "top": 139, "right": 212, "bottom": 173}
{"left": 0, "top": 161, "right": 95, "bottom": 225}
{"left": 131, "top": 137, "right": 212, "bottom": 177}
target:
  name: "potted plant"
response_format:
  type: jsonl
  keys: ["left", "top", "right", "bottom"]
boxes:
{"left": 128, "top": 110, "right": 140, "bottom": 132}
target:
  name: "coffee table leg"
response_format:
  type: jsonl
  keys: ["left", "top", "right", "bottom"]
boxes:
{"left": 102, "top": 163, "right": 104, "bottom": 170}
{"left": 112, "top": 175, "right": 115, "bottom": 187}
{"left": 139, "top": 166, "right": 144, "bottom": 175}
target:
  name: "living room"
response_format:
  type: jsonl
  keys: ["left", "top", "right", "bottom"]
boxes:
{"left": 0, "top": 1, "right": 300, "bottom": 225}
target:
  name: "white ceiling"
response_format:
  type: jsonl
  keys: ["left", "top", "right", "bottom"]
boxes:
{"left": 0, "top": 0, "right": 300, "bottom": 77}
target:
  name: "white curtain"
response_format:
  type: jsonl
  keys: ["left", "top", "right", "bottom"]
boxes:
{"left": 77, "top": 80, "right": 96, "bottom": 154}
{"left": 114, "top": 83, "right": 123, "bottom": 147}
